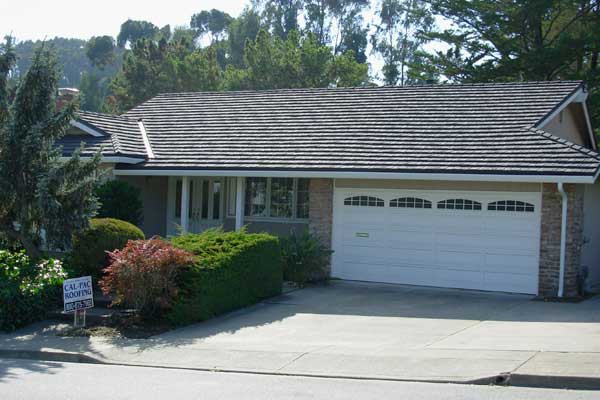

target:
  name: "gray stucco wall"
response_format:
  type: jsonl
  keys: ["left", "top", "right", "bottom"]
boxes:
{"left": 543, "top": 103, "right": 589, "bottom": 147}
{"left": 117, "top": 175, "right": 168, "bottom": 237}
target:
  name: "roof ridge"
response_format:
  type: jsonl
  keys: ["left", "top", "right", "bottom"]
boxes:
{"left": 144, "top": 80, "right": 584, "bottom": 98}
{"left": 528, "top": 127, "right": 600, "bottom": 160}
{"left": 79, "top": 110, "right": 139, "bottom": 122}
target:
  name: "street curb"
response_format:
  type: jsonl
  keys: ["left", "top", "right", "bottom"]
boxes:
{"left": 0, "top": 349, "right": 103, "bottom": 365}
{"left": 3, "top": 349, "right": 600, "bottom": 390}
{"left": 509, "top": 373, "right": 600, "bottom": 391}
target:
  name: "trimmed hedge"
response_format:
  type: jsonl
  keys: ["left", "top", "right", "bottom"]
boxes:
{"left": 68, "top": 218, "right": 145, "bottom": 281}
{"left": 168, "top": 229, "right": 282, "bottom": 325}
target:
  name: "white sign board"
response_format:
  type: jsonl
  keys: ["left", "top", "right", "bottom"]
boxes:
{"left": 63, "top": 276, "right": 94, "bottom": 312}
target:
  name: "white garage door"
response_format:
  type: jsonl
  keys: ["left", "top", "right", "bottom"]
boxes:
{"left": 331, "top": 189, "right": 541, "bottom": 294}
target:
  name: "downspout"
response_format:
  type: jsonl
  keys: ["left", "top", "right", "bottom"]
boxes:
{"left": 557, "top": 182, "right": 568, "bottom": 298}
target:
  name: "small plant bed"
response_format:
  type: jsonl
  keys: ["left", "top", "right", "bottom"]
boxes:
{"left": 59, "top": 314, "right": 174, "bottom": 339}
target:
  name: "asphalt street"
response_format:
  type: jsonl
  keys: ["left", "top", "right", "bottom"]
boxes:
{"left": 0, "top": 358, "right": 597, "bottom": 400}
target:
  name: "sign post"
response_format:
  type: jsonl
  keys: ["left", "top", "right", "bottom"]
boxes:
{"left": 63, "top": 276, "right": 94, "bottom": 328}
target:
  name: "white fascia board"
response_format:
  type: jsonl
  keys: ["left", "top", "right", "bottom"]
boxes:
{"left": 112, "top": 169, "right": 598, "bottom": 184}
{"left": 581, "top": 102, "right": 597, "bottom": 150}
{"left": 138, "top": 120, "right": 155, "bottom": 159}
{"left": 536, "top": 87, "right": 597, "bottom": 150}
{"left": 60, "top": 156, "right": 144, "bottom": 164}
{"left": 70, "top": 120, "right": 104, "bottom": 137}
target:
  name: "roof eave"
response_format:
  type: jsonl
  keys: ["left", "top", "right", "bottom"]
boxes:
{"left": 535, "top": 85, "right": 597, "bottom": 151}
{"left": 112, "top": 168, "right": 599, "bottom": 184}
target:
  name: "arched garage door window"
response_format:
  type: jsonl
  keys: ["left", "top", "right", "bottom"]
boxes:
{"left": 437, "top": 199, "right": 482, "bottom": 210}
{"left": 488, "top": 200, "right": 535, "bottom": 212}
{"left": 390, "top": 197, "right": 432, "bottom": 209}
{"left": 343, "top": 196, "right": 384, "bottom": 207}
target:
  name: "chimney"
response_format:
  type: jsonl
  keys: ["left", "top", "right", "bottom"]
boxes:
{"left": 56, "top": 87, "right": 80, "bottom": 111}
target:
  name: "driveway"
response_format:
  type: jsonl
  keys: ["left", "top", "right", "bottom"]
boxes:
{"left": 143, "top": 281, "right": 600, "bottom": 381}
{"left": 3, "top": 281, "right": 600, "bottom": 383}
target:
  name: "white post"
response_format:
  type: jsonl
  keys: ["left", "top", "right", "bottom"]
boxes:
{"left": 181, "top": 176, "right": 190, "bottom": 234}
{"left": 235, "top": 177, "right": 244, "bottom": 230}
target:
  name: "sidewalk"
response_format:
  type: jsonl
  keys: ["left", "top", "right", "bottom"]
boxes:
{"left": 2, "top": 282, "right": 600, "bottom": 389}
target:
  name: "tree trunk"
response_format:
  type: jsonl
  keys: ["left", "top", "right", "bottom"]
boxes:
{"left": 6, "top": 228, "right": 42, "bottom": 259}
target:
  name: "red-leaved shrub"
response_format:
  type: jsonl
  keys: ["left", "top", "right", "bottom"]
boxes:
{"left": 99, "top": 237, "right": 194, "bottom": 319}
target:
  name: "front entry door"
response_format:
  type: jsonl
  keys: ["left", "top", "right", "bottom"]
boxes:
{"left": 189, "top": 178, "right": 224, "bottom": 233}
{"left": 168, "top": 177, "right": 224, "bottom": 236}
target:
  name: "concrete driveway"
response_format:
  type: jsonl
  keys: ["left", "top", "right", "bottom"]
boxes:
{"left": 143, "top": 281, "right": 600, "bottom": 382}
{"left": 3, "top": 281, "right": 600, "bottom": 384}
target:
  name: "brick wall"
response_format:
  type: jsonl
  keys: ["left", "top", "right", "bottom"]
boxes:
{"left": 308, "top": 178, "right": 334, "bottom": 276}
{"left": 539, "top": 183, "right": 584, "bottom": 297}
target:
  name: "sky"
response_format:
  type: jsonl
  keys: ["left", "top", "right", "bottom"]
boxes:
{"left": 0, "top": 0, "right": 249, "bottom": 41}
{"left": 0, "top": 0, "right": 449, "bottom": 80}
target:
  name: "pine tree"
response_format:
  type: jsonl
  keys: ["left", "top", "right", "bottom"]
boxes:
{"left": 0, "top": 39, "right": 101, "bottom": 257}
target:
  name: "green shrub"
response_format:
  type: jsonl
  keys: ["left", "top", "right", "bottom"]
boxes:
{"left": 68, "top": 218, "right": 145, "bottom": 282}
{"left": 0, "top": 250, "right": 67, "bottom": 331}
{"left": 168, "top": 228, "right": 282, "bottom": 325}
{"left": 280, "top": 230, "right": 333, "bottom": 285}
{"left": 94, "top": 180, "right": 143, "bottom": 225}
{"left": 99, "top": 237, "right": 194, "bottom": 319}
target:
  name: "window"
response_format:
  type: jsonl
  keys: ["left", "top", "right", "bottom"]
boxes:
{"left": 437, "top": 199, "right": 481, "bottom": 210}
{"left": 270, "top": 178, "right": 294, "bottom": 218}
{"left": 201, "top": 180, "right": 209, "bottom": 219}
{"left": 245, "top": 177, "right": 268, "bottom": 217}
{"left": 488, "top": 200, "right": 534, "bottom": 212}
{"left": 242, "top": 177, "right": 309, "bottom": 219}
{"left": 343, "top": 196, "right": 384, "bottom": 207}
{"left": 390, "top": 197, "right": 431, "bottom": 209}
{"left": 213, "top": 181, "right": 221, "bottom": 219}
{"left": 296, "top": 178, "right": 309, "bottom": 219}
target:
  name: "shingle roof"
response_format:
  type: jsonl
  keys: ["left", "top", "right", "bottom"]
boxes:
{"left": 57, "top": 111, "right": 147, "bottom": 159}
{"left": 65, "top": 81, "right": 600, "bottom": 178}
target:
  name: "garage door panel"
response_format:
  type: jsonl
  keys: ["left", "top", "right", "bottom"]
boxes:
{"left": 434, "top": 216, "right": 483, "bottom": 234}
{"left": 435, "top": 250, "right": 486, "bottom": 270}
{"left": 341, "top": 245, "right": 394, "bottom": 265}
{"left": 476, "top": 235, "right": 539, "bottom": 252}
{"left": 333, "top": 189, "right": 540, "bottom": 294}
{"left": 385, "top": 266, "right": 436, "bottom": 286}
{"left": 386, "top": 248, "right": 436, "bottom": 266}
{"left": 343, "top": 246, "right": 435, "bottom": 267}
{"left": 485, "top": 253, "right": 538, "bottom": 273}
{"left": 386, "top": 231, "right": 436, "bottom": 250}
{"left": 483, "top": 218, "right": 539, "bottom": 235}
{"left": 342, "top": 263, "right": 391, "bottom": 282}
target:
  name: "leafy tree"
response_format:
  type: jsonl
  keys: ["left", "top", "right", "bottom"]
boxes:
{"left": 86, "top": 36, "right": 116, "bottom": 69}
{"left": 304, "top": 0, "right": 333, "bottom": 45}
{"left": 235, "top": 29, "right": 369, "bottom": 89}
{"left": 329, "top": 0, "right": 370, "bottom": 63}
{"left": 117, "top": 20, "right": 160, "bottom": 48}
{"left": 191, "top": 9, "right": 234, "bottom": 43}
{"left": 425, "top": 0, "right": 600, "bottom": 129}
{"left": 228, "top": 8, "right": 262, "bottom": 67}
{"left": 79, "top": 72, "right": 109, "bottom": 112}
{"left": 110, "top": 38, "right": 222, "bottom": 111}
{"left": 258, "top": 0, "right": 304, "bottom": 39}
{"left": 0, "top": 40, "right": 100, "bottom": 257}
{"left": 372, "top": 0, "right": 434, "bottom": 85}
